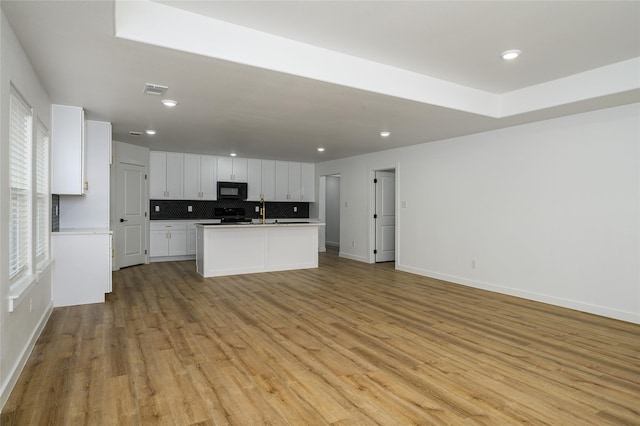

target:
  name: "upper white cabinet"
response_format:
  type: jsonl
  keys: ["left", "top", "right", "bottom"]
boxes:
{"left": 184, "top": 154, "right": 217, "bottom": 200}
{"left": 275, "top": 161, "right": 314, "bottom": 201}
{"left": 247, "top": 159, "right": 262, "bottom": 201}
{"left": 247, "top": 159, "right": 276, "bottom": 201}
{"left": 59, "top": 120, "right": 111, "bottom": 229}
{"left": 217, "top": 157, "right": 248, "bottom": 182}
{"left": 301, "top": 163, "right": 315, "bottom": 202}
{"left": 261, "top": 160, "right": 276, "bottom": 201}
{"left": 150, "top": 151, "right": 184, "bottom": 199}
{"left": 52, "top": 105, "right": 85, "bottom": 195}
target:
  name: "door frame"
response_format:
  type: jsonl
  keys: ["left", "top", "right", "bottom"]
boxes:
{"left": 368, "top": 165, "right": 399, "bottom": 264}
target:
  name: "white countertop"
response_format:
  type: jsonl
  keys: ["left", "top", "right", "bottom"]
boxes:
{"left": 195, "top": 222, "right": 324, "bottom": 228}
{"left": 53, "top": 228, "right": 112, "bottom": 235}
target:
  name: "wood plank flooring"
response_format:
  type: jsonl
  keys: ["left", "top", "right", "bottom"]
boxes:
{"left": 3, "top": 252, "right": 639, "bottom": 425}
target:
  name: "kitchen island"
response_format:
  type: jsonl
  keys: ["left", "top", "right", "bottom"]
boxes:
{"left": 195, "top": 222, "right": 323, "bottom": 277}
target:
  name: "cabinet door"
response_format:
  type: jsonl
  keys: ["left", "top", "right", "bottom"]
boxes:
{"left": 288, "top": 162, "right": 302, "bottom": 201}
{"left": 187, "top": 229, "right": 197, "bottom": 255}
{"left": 261, "top": 160, "right": 276, "bottom": 201}
{"left": 247, "top": 159, "right": 262, "bottom": 201}
{"left": 200, "top": 155, "right": 217, "bottom": 200}
{"left": 275, "top": 161, "right": 290, "bottom": 201}
{"left": 165, "top": 153, "right": 184, "bottom": 199}
{"left": 232, "top": 158, "right": 248, "bottom": 182}
{"left": 149, "top": 230, "right": 169, "bottom": 257}
{"left": 183, "top": 154, "right": 201, "bottom": 199}
{"left": 149, "top": 152, "right": 167, "bottom": 199}
{"left": 217, "top": 157, "right": 233, "bottom": 181}
{"left": 168, "top": 229, "right": 187, "bottom": 256}
{"left": 300, "top": 163, "right": 315, "bottom": 202}
{"left": 52, "top": 105, "right": 85, "bottom": 195}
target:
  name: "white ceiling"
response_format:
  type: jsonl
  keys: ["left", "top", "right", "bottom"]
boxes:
{"left": 2, "top": 0, "right": 639, "bottom": 162}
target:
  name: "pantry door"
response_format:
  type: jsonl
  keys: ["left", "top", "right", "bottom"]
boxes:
{"left": 116, "top": 161, "right": 147, "bottom": 268}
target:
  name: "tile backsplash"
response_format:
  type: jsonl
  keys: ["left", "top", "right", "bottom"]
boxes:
{"left": 51, "top": 194, "right": 60, "bottom": 232}
{"left": 150, "top": 199, "right": 309, "bottom": 220}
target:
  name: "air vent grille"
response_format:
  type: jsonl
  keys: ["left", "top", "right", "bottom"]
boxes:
{"left": 143, "top": 83, "right": 168, "bottom": 96}
{"left": 129, "top": 131, "right": 142, "bottom": 136}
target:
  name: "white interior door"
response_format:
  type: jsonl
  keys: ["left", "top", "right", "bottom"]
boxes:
{"left": 116, "top": 161, "right": 147, "bottom": 268}
{"left": 375, "top": 170, "right": 396, "bottom": 262}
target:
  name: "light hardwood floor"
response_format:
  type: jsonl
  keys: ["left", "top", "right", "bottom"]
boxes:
{"left": 3, "top": 252, "right": 639, "bottom": 425}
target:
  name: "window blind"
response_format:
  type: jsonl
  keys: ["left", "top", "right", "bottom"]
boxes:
{"left": 9, "top": 90, "right": 33, "bottom": 280}
{"left": 36, "top": 120, "right": 50, "bottom": 265}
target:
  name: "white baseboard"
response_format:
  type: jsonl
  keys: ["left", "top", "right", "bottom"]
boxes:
{"left": 339, "top": 252, "right": 369, "bottom": 263}
{"left": 325, "top": 241, "right": 340, "bottom": 248}
{"left": 396, "top": 263, "right": 640, "bottom": 324}
{"left": 0, "top": 301, "right": 54, "bottom": 412}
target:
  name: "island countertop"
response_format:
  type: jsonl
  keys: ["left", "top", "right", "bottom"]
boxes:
{"left": 194, "top": 221, "right": 324, "bottom": 228}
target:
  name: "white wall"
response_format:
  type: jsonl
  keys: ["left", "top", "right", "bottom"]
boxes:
{"left": 0, "top": 11, "right": 53, "bottom": 410}
{"left": 317, "top": 103, "right": 640, "bottom": 323}
{"left": 325, "top": 175, "right": 340, "bottom": 247}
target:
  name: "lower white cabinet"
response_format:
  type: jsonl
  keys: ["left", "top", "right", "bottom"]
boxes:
{"left": 151, "top": 220, "right": 221, "bottom": 259}
{"left": 150, "top": 222, "right": 187, "bottom": 257}
{"left": 52, "top": 230, "right": 112, "bottom": 307}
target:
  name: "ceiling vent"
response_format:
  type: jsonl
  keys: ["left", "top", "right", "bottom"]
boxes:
{"left": 143, "top": 83, "right": 168, "bottom": 96}
{"left": 129, "top": 131, "right": 142, "bottom": 136}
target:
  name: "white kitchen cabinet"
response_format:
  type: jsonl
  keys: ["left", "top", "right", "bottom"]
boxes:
{"left": 300, "top": 163, "right": 315, "bottom": 202}
{"left": 150, "top": 151, "right": 184, "bottom": 199}
{"left": 247, "top": 159, "right": 275, "bottom": 201}
{"left": 217, "top": 157, "right": 248, "bottom": 182}
{"left": 261, "top": 160, "right": 276, "bottom": 201}
{"left": 288, "top": 162, "right": 302, "bottom": 201}
{"left": 150, "top": 221, "right": 187, "bottom": 257}
{"left": 275, "top": 161, "right": 290, "bottom": 201}
{"left": 184, "top": 154, "right": 217, "bottom": 200}
{"left": 59, "top": 120, "right": 111, "bottom": 229}
{"left": 52, "top": 105, "right": 86, "bottom": 195}
{"left": 200, "top": 155, "right": 218, "bottom": 199}
{"left": 247, "top": 159, "right": 262, "bottom": 201}
{"left": 276, "top": 161, "right": 308, "bottom": 201}
{"left": 52, "top": 230, "right": 112, "bottom": 307}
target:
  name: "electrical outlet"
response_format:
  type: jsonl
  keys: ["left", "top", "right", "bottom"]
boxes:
{"left": 188, "top": 206, "right": 193, "bottom": 212}
{"left": 155, "top": 206, "right": 160, "bottom": 212}
{"left": 255, "top": 206, "right": 260, "bottom": 212}
{"left": 351, "top": 240, "right": 355, "bottom": 248}
{"left": 293, "top": 206, "right": 298, "bottom": 212}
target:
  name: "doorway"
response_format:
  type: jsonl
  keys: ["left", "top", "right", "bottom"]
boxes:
{"left": 373, "top": 169, "right": 396, "bottom": 263}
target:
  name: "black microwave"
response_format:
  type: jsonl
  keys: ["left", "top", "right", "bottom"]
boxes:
{"left": 217, "top": 181, "right": 247, "bottom": 200}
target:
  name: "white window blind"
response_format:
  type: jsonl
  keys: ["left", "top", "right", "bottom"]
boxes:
{"left": 36, "top": 120, "right": 50, "bottom": 265}
{"left": 9, "top": 90, "right": 33, "bottom": 280}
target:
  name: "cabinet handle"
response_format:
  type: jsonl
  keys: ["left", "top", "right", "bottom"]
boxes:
{"left": 84, "top": 181, "right": 89, "bottom": 191}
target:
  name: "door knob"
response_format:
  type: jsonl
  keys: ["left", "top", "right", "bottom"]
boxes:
{"left": 120, "top": 218, "right": 128, "bottom": 222}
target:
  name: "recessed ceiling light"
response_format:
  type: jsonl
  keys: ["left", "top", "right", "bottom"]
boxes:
{"left": 380, "top": 131, "right": 391, "bottom": 138}
{"left": 161, "top": 99, "right": 178, "bottom": 107}
{"left": 230, "top": 153, "right": 237, "bottom": 157}
{"left": 145, "top": 129, "right": 156, "bottom": 135}
{"left": 501, "top": 49, "right": 521, "bottom": 60}
{"left": 317, "top": 147, "right": 325, "bottom": 152}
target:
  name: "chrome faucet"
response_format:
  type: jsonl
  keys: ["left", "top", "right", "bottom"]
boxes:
{"left": 260, "top": 196, "right": 266, "bottom": 224}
